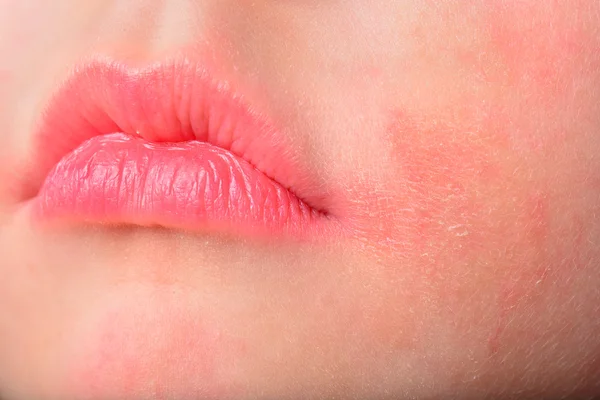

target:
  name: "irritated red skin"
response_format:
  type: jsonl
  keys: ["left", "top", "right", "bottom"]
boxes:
{"left": 35, "top": 133, "right": 326, "bottom": 237}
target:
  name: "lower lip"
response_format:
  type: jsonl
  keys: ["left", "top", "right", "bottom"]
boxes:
{"left": 32, "top": 133, "right": 330, "bottom": 238}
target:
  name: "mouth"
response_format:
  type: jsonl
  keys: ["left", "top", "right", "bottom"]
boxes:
{"left": 22, "top": 56, "right": 338, "bottom": 239}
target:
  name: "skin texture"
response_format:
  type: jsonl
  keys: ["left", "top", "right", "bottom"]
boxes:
{"left": 1, "top": 1, "right": 600, "bottom": 399}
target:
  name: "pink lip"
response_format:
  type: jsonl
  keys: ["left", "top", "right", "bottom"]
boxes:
{"left": 24, "top": 57, "right": 337, "bottom": 238}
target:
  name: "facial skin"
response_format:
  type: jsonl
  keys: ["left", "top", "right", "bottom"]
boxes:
{"left": 1, "top": 1, "right": 600, "bottom": 399}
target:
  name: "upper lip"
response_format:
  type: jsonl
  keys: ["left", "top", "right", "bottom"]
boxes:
{"left": 20, "top": 56, "right": 329, "bottom": 216}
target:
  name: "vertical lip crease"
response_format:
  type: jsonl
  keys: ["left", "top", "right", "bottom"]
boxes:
{"left": 21, "top": 55, "right": 332, "bottom": 218}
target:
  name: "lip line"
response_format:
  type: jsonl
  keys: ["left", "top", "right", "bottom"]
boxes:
{"left": 22, "top": 55, "right": 331, "bottom": 219}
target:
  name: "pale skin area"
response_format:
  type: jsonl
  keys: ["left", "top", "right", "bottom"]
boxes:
{"left": 1, "top": 1, "right": 600, "bottom": 399}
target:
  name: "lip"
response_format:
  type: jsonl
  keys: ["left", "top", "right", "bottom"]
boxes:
{"left": 22, "top": 56, "right": 337, "bottom": 238}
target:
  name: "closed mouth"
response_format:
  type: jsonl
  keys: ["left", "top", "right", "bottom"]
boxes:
{"left": 22, "top": 56, "right": 340, "bottom": 239}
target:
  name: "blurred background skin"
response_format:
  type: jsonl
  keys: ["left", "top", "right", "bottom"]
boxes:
{"left": 1, "top": 1, "right": 600, "bottom": 399}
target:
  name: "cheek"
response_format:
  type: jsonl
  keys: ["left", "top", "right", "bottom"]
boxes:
{"left": 335, "top": 109, "right": 504, "bottom": 357}
{"left": 347, "top": 110, "right": 504, "bottom": 269}
{"left": 484, "top": 0, "right": 597, "bottom": 97}
{"left": 344, "top": 104, "right": 595, "bottom": 356}
{"left": 62, "top": 289, "right": 245, "bottom": 399}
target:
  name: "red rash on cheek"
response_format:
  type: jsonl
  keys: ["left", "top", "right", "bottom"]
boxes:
{"left": 354, "top": 98, "right": 594, "bottom": 356}
{"left": 355, "top": 110, "right": 501, "bottom": 273}
{"left": 64, "top": 292, "right": 244, "bottom": 399}
{"left": 342, "top": 109, "right": 506, "bottom": 347}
